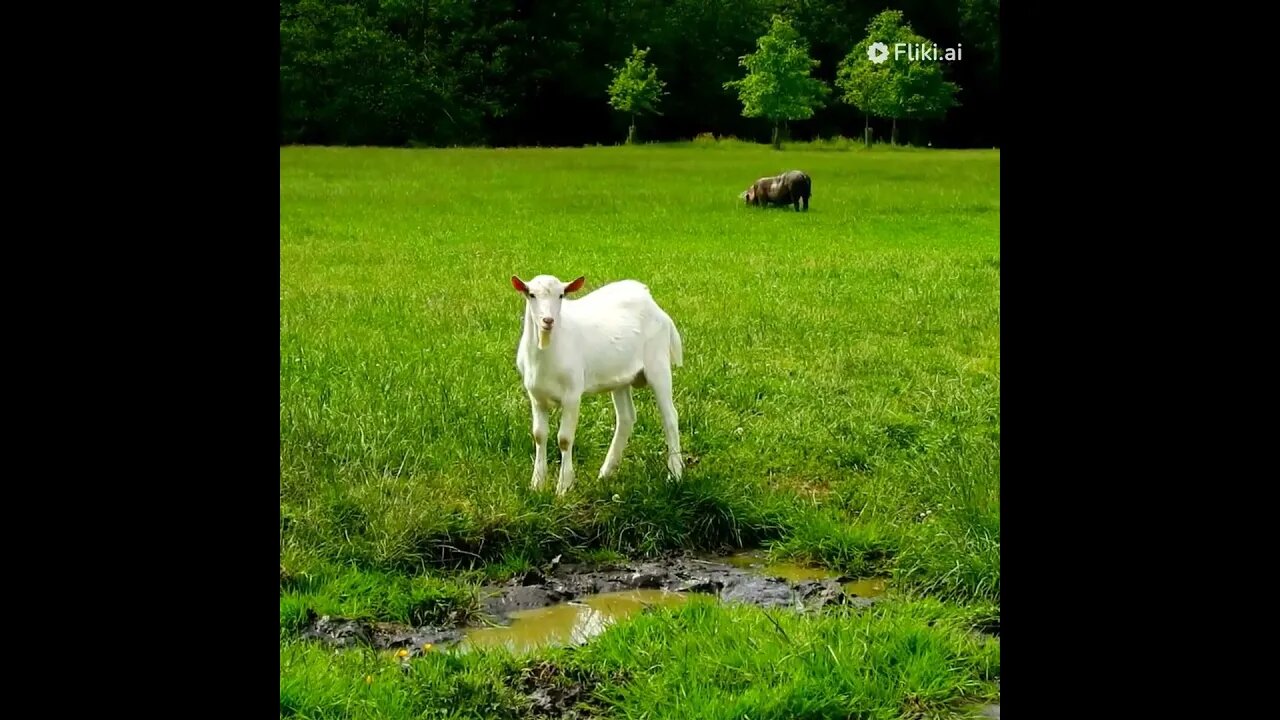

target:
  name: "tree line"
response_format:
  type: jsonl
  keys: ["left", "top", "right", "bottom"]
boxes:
{"left": 280, "top": 0, "right": 1000, "bottom": 149}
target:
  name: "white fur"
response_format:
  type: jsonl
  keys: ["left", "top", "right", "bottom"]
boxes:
{"left": 512, "top": 274, "right": 685, "bottom": 495}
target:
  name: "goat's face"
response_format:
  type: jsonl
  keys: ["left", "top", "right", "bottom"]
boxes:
{"left": 512, "top": 274, "right": 586, "bottom": 343}
{"left": 742, "top": 186, "right": 756, "bottom": 204}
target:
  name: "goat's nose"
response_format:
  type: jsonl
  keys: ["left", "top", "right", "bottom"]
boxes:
{"left": 541, "top": 317, "right": 554, "bottom": 326}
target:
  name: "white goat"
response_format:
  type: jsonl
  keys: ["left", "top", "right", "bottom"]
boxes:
{"left": 511, "top": 273, "right": 685, "bottom": 495}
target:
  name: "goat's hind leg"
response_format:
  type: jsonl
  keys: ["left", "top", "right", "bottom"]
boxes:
{"left": 599, "top": 387, "right": 636, "bottom": 479}
{"left": 643, "top": 357, "right": 683, "bottom": 479}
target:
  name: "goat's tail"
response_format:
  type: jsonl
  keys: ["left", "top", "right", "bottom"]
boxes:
{"left": 668, "top": 318, "right": 684, "bottom": 368}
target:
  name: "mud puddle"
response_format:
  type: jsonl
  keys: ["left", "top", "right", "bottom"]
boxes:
{"left": 458, "top": 588, "right": 688, "bottom": 654}
{"left": 717, "top": 550, "right": 889, "bottom": 598}
{"left": 302, "top": 550, "right": 889, "bottom": 654}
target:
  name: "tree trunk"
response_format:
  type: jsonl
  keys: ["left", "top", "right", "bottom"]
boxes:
{"left": 891, "top": 118, "right": 899, "bottom": 145}
{"left": 772, "top": 122, "right": 780, "bottom": 149}
{"left": 864, "top": 114, "right": 872, "bottom": 147}
{"left": 627, "top": 113, "right": 636, "bottom": 145}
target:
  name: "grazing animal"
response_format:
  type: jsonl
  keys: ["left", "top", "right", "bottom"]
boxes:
{"left": 511, "top": 273, "right": 685, "bottom": 495}
{"left": 741, "top": 170, "right": 811, "bottom": 211}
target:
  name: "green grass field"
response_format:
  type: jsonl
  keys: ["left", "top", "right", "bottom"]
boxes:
{"left": 280, "top": 140, "right": 1000, "bottom": 718}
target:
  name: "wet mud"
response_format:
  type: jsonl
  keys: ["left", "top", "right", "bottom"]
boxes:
{"left": 478, "top": 552, "right": 883, "bottom": 621}
{"left": 300, "top": 550, "right": 888, "bottom": 653}
{"left": 300, "top": 615, "right": 463, "bottom": 652}
{"left": 518, "top": 660, "right": 602, "bottom": 719}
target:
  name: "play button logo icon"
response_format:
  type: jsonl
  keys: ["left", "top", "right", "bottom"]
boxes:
{"left": 867, "top": 41, "right": 889, "bottom": 64}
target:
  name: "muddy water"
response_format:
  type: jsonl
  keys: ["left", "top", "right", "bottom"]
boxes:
{"left": 451, "top": 552, "right": 888, "bottom": 654}
{"left": 843, "top": 576, "right": 888, "bottom": 597}
{"left": 456, "top": 589, "right": 688, "bottom": 654}
{"left": 721, "top": 550, "right": 889, "bottom": 598}
{"left": 302, "top": 550, "right": 891, "bottom": 654}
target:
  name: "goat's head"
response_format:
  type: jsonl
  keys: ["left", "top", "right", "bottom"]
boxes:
{"left": 742, "top": 186, "right": 756, "bottom": 204}
{"left": 512, "top": 274, "right": 586, "bottom": 346}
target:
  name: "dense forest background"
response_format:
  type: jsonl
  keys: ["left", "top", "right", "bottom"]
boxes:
{"left": 280, "top": 0, "right": 999, "bottom": 149}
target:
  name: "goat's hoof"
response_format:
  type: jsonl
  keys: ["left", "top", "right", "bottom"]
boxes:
{"left": 667, "top": 454, "right": 684, "bottom": 479}
{"left": 556, "top": 470, "right": 575, "bottom": 496}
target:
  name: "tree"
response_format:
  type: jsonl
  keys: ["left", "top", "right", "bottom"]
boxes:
{"left": 835, "top": 10, "right": 960, "bottom": 145}
{"left": 607, "top": 46, "right": 667, "bottom": 144}
{"left": 960, "top": 0, "right": 1000, "bottom": 75}
{"left": 278, "top": 0, "right": 998, "bottom": 148}
{"left": 723, "top": 14, "right": 830, "bottom": 149}
{"left": 834, "top": 27, "right": 895, "bottom": 142}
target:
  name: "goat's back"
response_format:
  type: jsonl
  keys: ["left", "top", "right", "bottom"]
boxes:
{"left": 564, "top": 280, "right": 677, "bottom": 392}
{"left": 567, "top": 280, "right": 665, "bottom": 340}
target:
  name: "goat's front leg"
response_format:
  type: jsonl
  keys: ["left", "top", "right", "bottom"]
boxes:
{"left": 530, "top": 396, "right": 550, "bottom": 491}
{"left": 556, "top": 393, "right": 582, "bottom": 496}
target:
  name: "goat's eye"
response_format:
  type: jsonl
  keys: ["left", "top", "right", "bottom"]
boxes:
{"left": 527, "top": 292, "right": 534, "bottom": 298}
{"left": 559, "top": 294, "right": 565, "bottom": 299}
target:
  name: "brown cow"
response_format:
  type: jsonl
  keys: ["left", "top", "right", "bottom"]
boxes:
{"left": 741, "top": 170, "right": 811, "bottom": 211}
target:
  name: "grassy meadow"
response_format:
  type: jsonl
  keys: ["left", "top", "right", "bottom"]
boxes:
{"left": 280, "top": 139, "right": 1000, "bottom": 718}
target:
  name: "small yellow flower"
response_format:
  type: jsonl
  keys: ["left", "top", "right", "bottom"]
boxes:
{"left": 364, "top": 675, "right": 373, "bottom": 685}
{"left": 422, "top": 643, "right": 433, "bottom": 652}
{"left": 396, "top": 648, "right": 409, "bottom": 658}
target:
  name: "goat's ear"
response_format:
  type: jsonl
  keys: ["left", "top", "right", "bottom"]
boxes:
{"left": 511, "top": 276, "right": 529, "bottom": 293}
{"left": 564, "top": 276, "right": 586, "bottom": 294}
